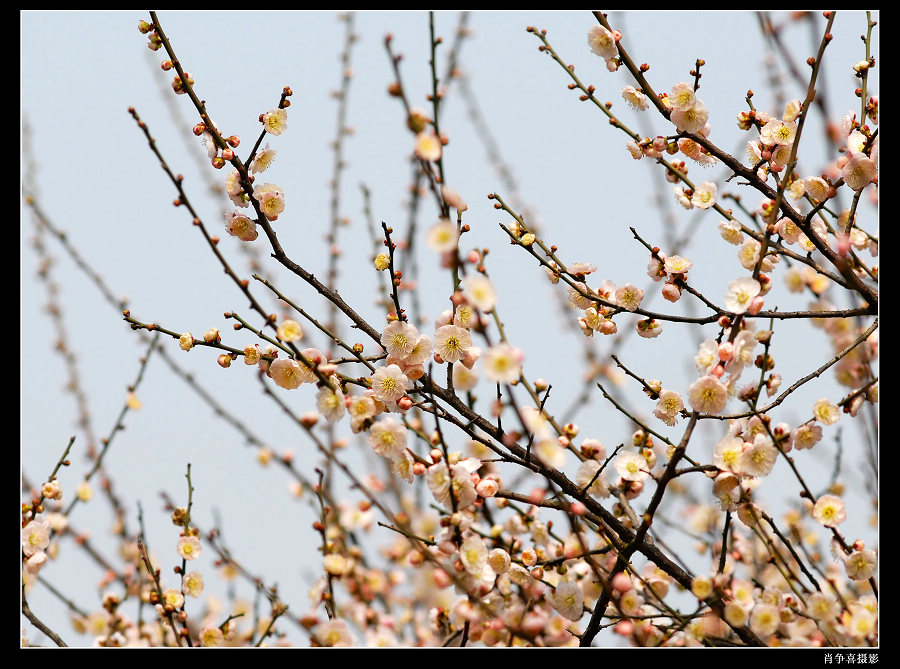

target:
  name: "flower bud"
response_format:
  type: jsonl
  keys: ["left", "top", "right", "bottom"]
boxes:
{"left": 476, "top": 479, "right": 499, "bottom": 498}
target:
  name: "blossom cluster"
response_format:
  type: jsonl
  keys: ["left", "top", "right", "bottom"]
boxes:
{"left": 21, "top": 12, "right": 877, "bottom": 649}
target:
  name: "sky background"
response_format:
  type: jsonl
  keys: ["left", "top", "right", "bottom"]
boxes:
{"left": 21, "top": 10, "right": 878, "bottom": 647}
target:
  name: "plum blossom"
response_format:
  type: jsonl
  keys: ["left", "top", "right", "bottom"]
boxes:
{"left": 671, "top": 100, "right": 709, "bottom": 134}
{"left": 842, "top": 153, "right": 877, "bottom": 191}
{"left": 663, "top": 255, "right": 693, "bottom": 276}
{"left": 313, "top": 619, "right": 355, "bottom": 647}
{"left": 691, "top": 182, "right": 717, "bottom": 209}
{"left": 459, "top": 535, "right": 489, "bottom": 575}
{"left": 615, "top": 451, "right": 649, "bottom": 482}
{"left": 614, "top": 283, "right": 644, "bottom": 311}
{"left": 225, "top": 211, "right": 258, "bottom": 242}
{"left": 482, "top": 343, "right": 523, "bottom": 384}
{"left": 622, "top": 85, "right": 648, "bottom": 110}
{"left": 739, "top": 434, "right": 778, "bottom": 478}
{"left": 269, "top": 358, "right": 304, "bottom": 390}
{"left": 653, "top": 389, "right": 684, "bottom": 426}
{"left": 674, "top": 186, "right": 693, "bottom": 209}
{"left": 804, "top": 176, "right": 831, "bottom": 202}
{"left": 370, "top": 364, "right": 409, "bottom": 403}
{"left": 316, "top": 379, "right": 346, "bottom": 423}
{"left": 414, "top": 132, "right": 442, "bottom": 161}
{"left": 225, "top": 169, "right": 249, "bottom": 208}
{"left": 487, "top": 548, "right": 511, "bottom": 574}
{"left": 760, "top": 119, "right": 797, "bottom": 146}
{"left": 452, "top": 361, "right": 478, "bottom": 391}
{"left": 669, "top": 82, "right": 696, "bottom": 111}
{"left": 550, "top": 580, "right": 585, "bottom": 621}
{"left": 587, "top": 25, "right": 618, "bottom": 59}
{"left": 575, "top": 459, "right": 610, "bottom": 497}
{"left": 277, "top": 319, "right": 303, "bottom": 343}
{"left": 792, "top": 423, "right": 823, "bottom": 450}
{"left": 249, "top": 143, "right": 277, "bottom": 173}
{"left": 636, "top": 318, "right": 662, "bottom": 338}
{"left": 724, "top": 277, "right": 761, "bottom": 314}
{"left": 263, "top": 108, "right": 287, "bottom": 135}
{"left": 177, "top": 535, "right": 202, "bottom": 560}
{"left": 843, "top": 548, "right": 877, "bottom": 581}
{"left": 391, "top": 450, "right": 416, "bottom": 484}
{"left": 812, "top": 494, "right": 846, "bottom": 528}
{"left": 22, "top": 519, "right": 50, "bottom": 557}
{"left": 427, "top": 460, "right": 479, "bottom": 509}
{"left": 253, "top": 183, "right": 285, "bottom": 221}
{"left": 368, "top": 416, "right": 408, "bottom": 459}
{"left": 433, "top": 324, "right": 472, "bottom": 363}
{"left": 348, "top": 394, "right": 377, "bottom": 432}
{"left": 426, "top": 218, "right": 458, "bottom": 252}
{"left": 718, "top": 221, "right": 744, "bottom": 245}
{"left": 688, "top": 375, "right": 728, "bottom": 414}
{"left": 460, "top": 274, "right": 496, "bottom": 313}
{"left": 200, "top": 626, "right": 225, "bottom": 647}
{"left": 813, "top": 398, "right": 840, "bottom": 425}
{"left": 381, "top": 320, "right": 420, "bottom": 360}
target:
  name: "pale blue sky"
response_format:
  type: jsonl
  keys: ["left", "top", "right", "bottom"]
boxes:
{"left": 22, "top": 10, "right": 878, "bottom": 647}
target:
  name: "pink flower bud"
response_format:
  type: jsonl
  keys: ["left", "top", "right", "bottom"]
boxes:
{"left": 521, "top": 612, "right": 545, "bottom": 636}
{"left": 599, "top": 320, "right": 618, "bottom": 335}
{"left": 612, "top": 572, "right": 633, "bottom": 593}
{"left": 717, "top": 342, "right": 734, "bottom": 361}
{"left": 476, "top": 479, "right": 499, "bottom": 498}
{"left": 614, "top": 620, "right": 634, "bottom": 636}
{"left": 747, "top": 296, "right": 764, "bottom": 315}
{"left": 432, "top": 569, "right": 452, "bottom": 588}
{"left": 624, "top": 481, "right": 644, "bottom": 499}
{"left": 661, "top": 282, "right": 682, "bottom": 303}
{"left": 398, "top": 396, "right": 413, "bottom": 411}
